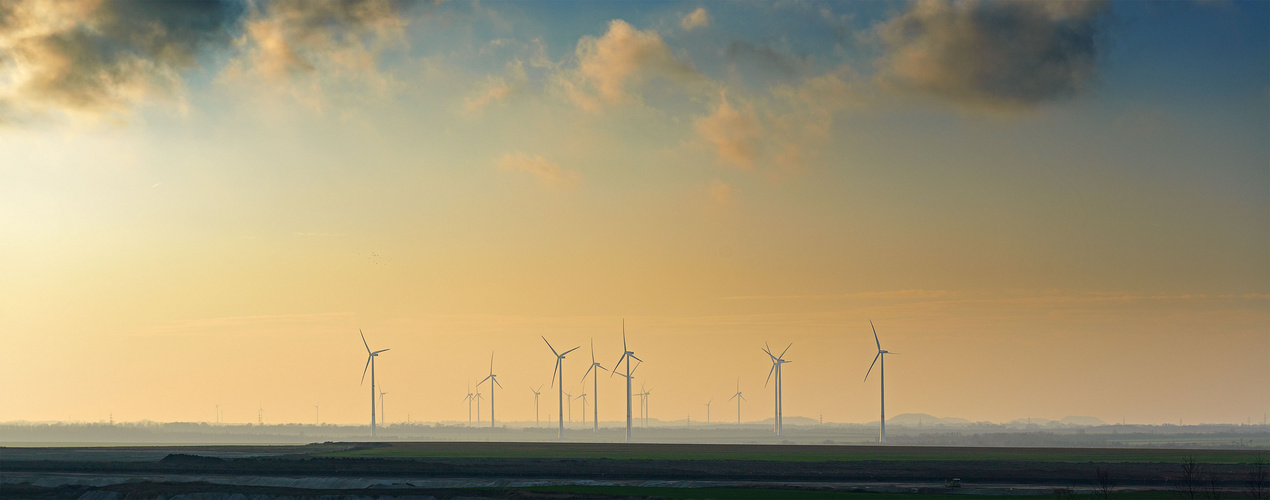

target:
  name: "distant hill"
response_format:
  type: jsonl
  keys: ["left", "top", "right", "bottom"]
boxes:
{"left": 756, "top": 416, "right": 821, "bottom": 426}
{"left": 1059, "top": 416, "right": 1106, "bottom": 426}
{"left": 888, "top": 413, "right": 974, "bottom": 426}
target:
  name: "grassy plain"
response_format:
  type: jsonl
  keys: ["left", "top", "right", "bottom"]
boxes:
{"left": 514, "top": 486, "right": 1176, "bottom": 499}
{"left": 323, "top": 441, "right": 1266, "bottom": 463}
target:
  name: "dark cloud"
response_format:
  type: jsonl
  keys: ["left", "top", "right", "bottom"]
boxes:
{"left": 727, "top": 41, "right": 808, "bottom": 77}
{"left": 0, "top": 0, "right": 245, "bottom": 117}
{"left": 244, "top": 0, "right": 411, "bottom": 79}
{"left": 876, "top": 0, "right": 1109, "bottom": 111}
{"left": 0, "top": 0, "right": 411, "bottom": 121}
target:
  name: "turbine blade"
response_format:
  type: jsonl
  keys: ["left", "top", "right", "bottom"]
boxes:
{"left": 360, "top": 356, "right": 371, "bottom": 384}
{"left": 372, "top": 348, "right": 390, "bottom": 354}
{"left": 871, "top": 320, "right": 881, "bottom": 351}
{"left": 490, "top": 351, "right": 495, "bottom": 372}
{"left": 729, "top": 394, "right": 738, "bottom": 402}
{"left": 740, "top": 394, "right": 747, "bottom": 401}
{"left": 551, "top": 359, "right": 559, "bottom": 387}
{"left": 494, "top": 377, "right": 503, "bottom": 389}
{"left": 764, "top": 363, "right": 775, "bottom": 387}
{"left": 582, "top": 364, "right": 594, "bottom": 381}
{"left": 360, "top": 329, "right": 371, "bottom": 354}
{"left": 542, "top": 336, "right": 559, "bottom": 357}
{"left": 610, "top": 353, "right": 627, "bottom": 378}
{"left": 629, "top": 354, "right": 642, "bottom": 363}
{"left": 779, "top": 342, "right": 792, "bottom": 359}
{"left": 864, "top": 352, "right": 881, "bottom": 382}
{"left": 478, "top": 375, "right": 492, "bottom": 386}
{"left": 630, "top": 361, "right": 641, "bottom": 377}
{"left": 591, "top": 338, "right": 596, "bottom": 365}
{"left": 562, "top": 346, "right": 580, "bottom": 356}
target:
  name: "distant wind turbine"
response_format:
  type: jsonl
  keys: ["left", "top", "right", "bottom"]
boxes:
{"left": 864, "top": 321, "right": 895, "bottom": 443}
{"left": 642, "top": 387, "right": 652, "bottom": 427}
{"left": 314, "top": 404, "right": 319, "bottom": 426}
{"left": 359, "top": 330, "right": 389, "bottom": 438}
{"left": 581, "top": 338, "right": 608, "bottom": 432}
{"left": 543, "top": 336, "right": 580, "bottom": 438}
{"left": 478, "top": 351, "right": 502, "bottom": 428}
{"left": 564, "top": 390, "right": 573, "bottom": 424}
{"left": 379, "top": 385, "right": 387, "bottom": 427}
{"left": 728, "top": 379, "right": 746, "bottom": 424}
{"left": 463, "top": 383, "right": 475, "bottom": 425}
{"left": 610, "top": 319, "right": 643, "bottom": 442}
{"left": 704, "top": 399, "right": 712, "bottom": 425}
{"left": 475, "top": 390, "right": 483, "bottom": 426}
{"left": 763, "top": 342, "right": 792, "bottom": 435}
{"left": 579, "top": 392, "right": 588, "bottom": 428}
{"left": 530, "top": 385, "right": 543, "bottom": 427}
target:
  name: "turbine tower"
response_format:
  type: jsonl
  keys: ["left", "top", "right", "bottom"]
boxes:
{"left": 864, "top": 321, "right": 895, "bottom": 443}
{"left": 581, "top": 339, "right": 608, "bottom": 432}
{"left": 463, "top": 383, "right": 475, "bottom": 425}
{"left": 610, "top": 319, "right": 643, "bottom": 442}
{"left": 359, "top": 330, "right": 390, "bottom": 438}
{"left": 564, "top": 390, "right": 573, "bottom": 424}
{"left": 543, "top": 336, "right": 579, "bottom": 438}
{"left": 379, "top": 385, "right": 387, "bottom": 427}
{"left": 728, "top": 379, "right": 746, "bottom": 425}
{"left": 762, "top": 342, "right": 792, "bottom": 435}
{"left": 478, "top": 351, "right": 502, "bottom": 428}
{"left": 530, "top": 385, "right": 543, "bottom": 427}
{"left": 704, "top": 398, "right": 712, "bottom": 425}
{"left": 474, "top": 390, "right": 483, "bottom": 426}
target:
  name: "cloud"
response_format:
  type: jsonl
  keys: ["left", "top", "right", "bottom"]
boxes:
{"left": 696, "top": 67, "right": 861, "bottom": 172}
{"left": 223, "top": 0, "right": 412, "bottom": 109}
{"left": 239, "top": 0, "right": 407, "bottom": 80}
{"left": 562, "top": 19, "right": 697, "bottom": 111}
{"left": 680, "top": 7, "right": 709, "bottom": 31}
{"left": 497, "top": 152, "right": 580, "bottom": 188}
{"left": 728, "top": 41, "right": 808, "bottom": 77}
{"left": 875, "top": 0, "right": 1108, "bottom": 111}
{"left": 695, "top": 92, "right": 761, "bottom": 169}
{"left": 0, "top": 0, "right": 244, "bottom": 121}
{"left": 707, "top": 179, "right": 740, "bottom": 204}
{"left": 0, "top": 0, "right": 416, "bottom": 122}
{"left": 464, "top": 59, "right": 527, "bottom": 115}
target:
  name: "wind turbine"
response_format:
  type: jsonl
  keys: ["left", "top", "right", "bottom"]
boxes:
{"left": 543, "top": 336, "right": 580, "bottom": 438}
{"left": 379, "top": 385, "right": 387, "bottom": 427}
{"left": 642, "top": 387, "right": 652, "bottom": 427}
{"left": 475, "top": 390, "right": 483, "bottom": 426}
{"left": 314, "top": 404, "right": 319, "bottom": 426}
{"left": 610, "top": 319, "right": 643, "bottom": 442}
{"left": 530, "top": 385, "right": 543, "bottom": 427}
{"left": 581, "top": 339, "right": 608, "bottom": 432}
{"left": 728, "top": 379, "right": 746, "bottom": 425}
{"left": 762, "top": 342, "right": 792, "bottom": 435}
{"left": 359, "top": 330, "right": 390, "bottom": 438}
{"left": 864, "top": 321, "right": 895, "bottom": 443}
{"left": 704, "top": 399, "right": 712, "bottom": 425}
{"left": 579, "top": 392, "right": 588, "bottom": 428}
{"left": 564, "top": 390, "right": 573, "bottom": 424}
{"left": 463, "top": 383, "right": 475, "bottom": 425}
{"left": 478, "top": 351, "right": 502, "bottom": 428}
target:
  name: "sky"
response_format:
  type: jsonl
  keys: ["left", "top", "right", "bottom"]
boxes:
{"left": 1, "top": 0, "right": 1267, "bottom": 428}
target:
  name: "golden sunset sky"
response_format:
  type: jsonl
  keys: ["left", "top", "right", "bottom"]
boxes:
{"left": 1, "top": 0, "right": 1267, "bottom": 427}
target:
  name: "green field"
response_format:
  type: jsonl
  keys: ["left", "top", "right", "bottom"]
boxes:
{"left": 322, "top": 442, "right": 1267, "bottom": 463}
{"left": 512, "top": 486, "right": 1177, "bottom": 499}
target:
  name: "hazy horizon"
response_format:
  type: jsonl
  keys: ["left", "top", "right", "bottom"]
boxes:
{"left": 1, "top": 1, "right": 1267, "bottom": 431}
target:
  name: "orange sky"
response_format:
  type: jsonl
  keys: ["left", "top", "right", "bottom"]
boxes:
{"left": 1, "top": 0, "right": 1267, "bottom": 427}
